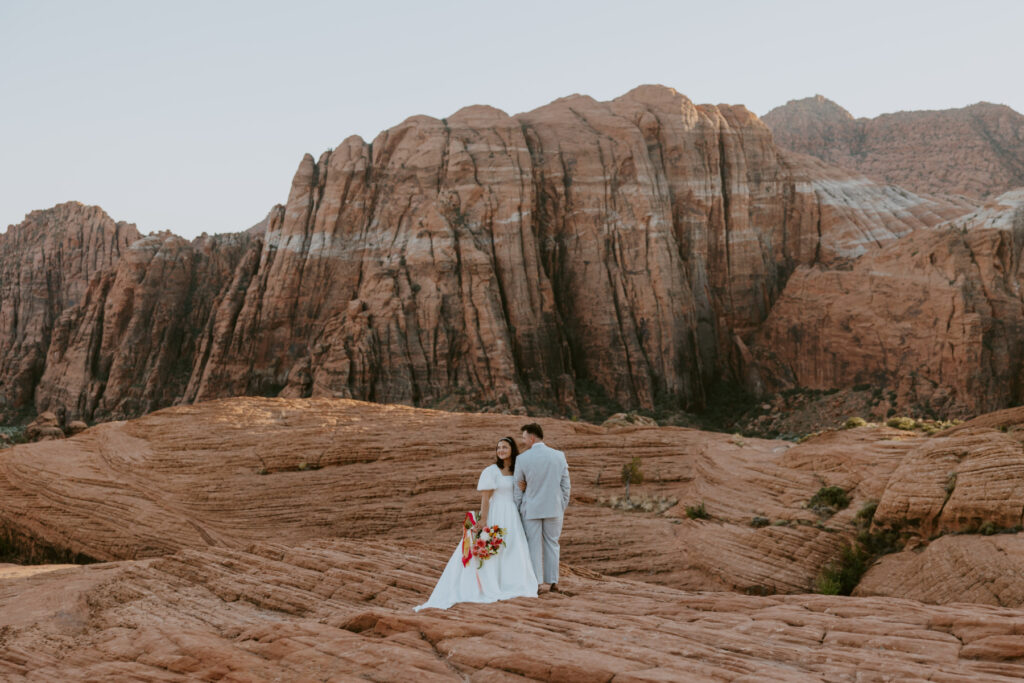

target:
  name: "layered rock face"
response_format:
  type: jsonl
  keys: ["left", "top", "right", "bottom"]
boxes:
{"left": 0, "top": 86, "right": 972, "bottom": 424}
{"left": 0, "top": 397, "right": 857, "bottom": 592}
{"left": 0, "top": 204, "right": 139, "bottom": 419}
{"left": 6, "top": 400, "right": 1024, "bottom": 679}
{"left": 6, "top": 394, "right": 1023, "bottom": 607}
{"left": 749, "top": 191, "right": 1024, "bottom": 417}
{"left": 5, "top": 538, "right": 1024, "bottom": 681}
{"left": 764, "top": 95, "right": 1024, "bottom": 199}
{"left": 854, "top": 406, "right": 1024, "bottom": 606}
{"left": 35, "top": 231, "right": 258, "bottom": 422}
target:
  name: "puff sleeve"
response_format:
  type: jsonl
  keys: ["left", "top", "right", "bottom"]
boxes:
{"left": 476, "top": 465, "right": 497, "bottom": 491}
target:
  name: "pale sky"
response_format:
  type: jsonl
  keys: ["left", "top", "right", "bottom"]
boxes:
{"left": 2, "top": 0, "right": 1022, "bottom": 239}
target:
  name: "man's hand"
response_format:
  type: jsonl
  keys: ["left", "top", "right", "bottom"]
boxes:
{"left": 518, "top": 480, "right": 527, "bottom": 492}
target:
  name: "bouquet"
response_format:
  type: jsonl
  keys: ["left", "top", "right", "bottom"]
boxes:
{"left": 470, "top": 525, "right": 506, "bottom": 569}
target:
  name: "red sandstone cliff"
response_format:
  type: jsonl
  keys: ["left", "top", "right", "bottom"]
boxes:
{"left": 0, "top": 204, "right": 140, "bottom": 420}
{"left": 0, "top": 86, "right": 973, "bottom": 424}
{"left": 748, "top": 190, "right": 1024, "bottom": 417}
{"left": 35, "top": 231, "right": 259, "bottom": 420}
{"left": 763, "top": 95, "right": 1024, "bottom": 199}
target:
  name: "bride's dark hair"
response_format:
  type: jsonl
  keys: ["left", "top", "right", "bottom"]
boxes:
{"left": 495, "top": 437, "right": 519, "bottom": 473}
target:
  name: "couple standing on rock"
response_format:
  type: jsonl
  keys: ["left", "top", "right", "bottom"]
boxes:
{"left": 415, "top": 423, "right": 571, "bottom": 611}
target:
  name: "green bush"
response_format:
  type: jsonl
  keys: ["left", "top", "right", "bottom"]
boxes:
{"left": 808, "top": 486, "right": 850, "bottom": 512}
{"left": 815, "top": 544, "right": 868, "bottom": 595}
{"left": 815, "top": 572, "right": 843, "bottom": 595}
{"left": 856, "top": 526, "right": 904, "bottom": 557}
{"left": 796, "top": 431, "right": 821, "bottom": 443}
{"left": 685, "top": 501, "right": 709, "bottom": 520}
{"left": 944, "top": 472, "right": 957, "bottom": 496}
{"left": 843, "top": 417, "right": 867, "bottom": 430}
{"left": 855, "top": 500, "right": 878, "bottom": 526}
{"left": 0, "top": 425, "right": 27, "bottom": 446}
{"left": 751, "top": 516, "right": 770, "bottom": 528}
{"left": 621, "top": 456, "right": 644, "bottom": 501}
{"left": 887, "top": 416, "right": 917, "bottom": 430}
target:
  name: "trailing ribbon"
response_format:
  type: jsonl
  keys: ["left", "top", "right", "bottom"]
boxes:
{"left": 461, "top": 511, "right": 477, "bottom": 568}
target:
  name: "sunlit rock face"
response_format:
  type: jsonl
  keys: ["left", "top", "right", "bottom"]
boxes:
{"left": 5, "top": 400, "right": 1024, "bottom": 679}
{"left": 0, "top": 86, "right": 972, "bottom": 423}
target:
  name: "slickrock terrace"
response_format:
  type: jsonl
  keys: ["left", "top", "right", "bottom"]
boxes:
{"left": 5, "top": 539, "right": 1024, "bottom": 681}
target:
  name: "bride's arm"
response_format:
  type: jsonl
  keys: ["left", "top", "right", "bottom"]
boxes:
{"left": 479, "top": 490, "right": 493, "bottom": 527}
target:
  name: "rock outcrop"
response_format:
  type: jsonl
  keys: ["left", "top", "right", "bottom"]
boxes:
{"left": 0, "top": 86, "right": 973, "bottom": 425}
{"left": 0, "top": 203, "right": 139, "bottom": 420}
{"left": 0, "top": 396, "right": 890, "bottom": 593}
{"left": 748, "top": 190, "right": 1024, "bottom": 417}
{"left": 35, "top": 230, "right": 258, "bottom": 422}
{"left": 5, "top": 538, "right": 1024, "bottom": 681}
{"left": 764, "top": 95, "right": 1024, "bottom": 199}
{"left": 4, "top": 400, "right": 1024, "bottom": 678}
{"left": 850, "top": 406, "right": 1024, "bottom": 605}
{"left": 24, "top": 411, "right": 63, "bottom": 442}
{"left": 8, "top": 394, "right": 1024, "bottom": 607}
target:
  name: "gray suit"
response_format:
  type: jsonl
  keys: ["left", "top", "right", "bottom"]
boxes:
{"left": 513, "top": 442, "right": 570, "bottom": 584}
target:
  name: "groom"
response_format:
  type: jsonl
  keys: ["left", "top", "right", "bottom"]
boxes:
{"left": 513, "top": 422, "right": 571, "bottom": 593}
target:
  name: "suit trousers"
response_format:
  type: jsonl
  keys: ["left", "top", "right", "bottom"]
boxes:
{"left": 522, "top": 516, "right": 563, "bottom": 584}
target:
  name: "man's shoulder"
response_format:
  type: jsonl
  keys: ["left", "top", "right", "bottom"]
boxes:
{"left": 541, "top": 444, "right": 565, "bottom": 458}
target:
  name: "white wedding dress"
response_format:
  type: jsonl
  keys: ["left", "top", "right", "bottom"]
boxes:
{"left": 415, "top": 464, "right": 538, "bottom": 610}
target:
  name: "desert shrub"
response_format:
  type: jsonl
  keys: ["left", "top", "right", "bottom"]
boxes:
{"left": 751, "top": 516, "right": 770, "bottom": 528}
{"left": 887, "top": 416, "right": 917, "bottom": 430}
{"left": 685, "top": 501, "right": 709, "bottom": 520}
{"left": 843, "top": 417, "right": 867, "bottom": 429}
{"left": 856, "top": 526, "right": 904, "bottom": 557}
{"left": 855, "top": 500, "right": 878, "bottom": 526}
{"left": 815, "top": 544, "right": 868, "bottom": 595}
{"left": 808, "top": 486, "right": 850, "bottom": 512}
{"left": 0, "top": 426, "right": 27, "bottom": 445}
{"left": 621, "top": 456, "right": 644, "bottom": 501}
{"left": 605, "top": 495, "right": 677, "bottom": 514}
{"left": 815, "top": 571, "right": 843, "bottom": 595}
{"left": 944, "top": 472, "right": 957, "bottom": 496}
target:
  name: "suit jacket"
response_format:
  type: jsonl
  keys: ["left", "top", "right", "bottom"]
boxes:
{"left": 513, "top": 442, "right": 571, "bottom": 520}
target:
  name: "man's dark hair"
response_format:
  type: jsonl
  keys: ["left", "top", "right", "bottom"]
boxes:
{"left": 520, "top": 423, "right": 544, "bottom": 439}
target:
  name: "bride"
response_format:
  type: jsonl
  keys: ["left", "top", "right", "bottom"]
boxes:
{"left": 415, "top": 437, "right": 538, "bottom": 611}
